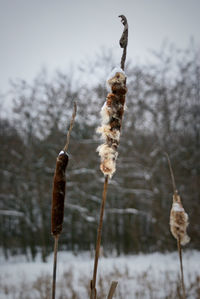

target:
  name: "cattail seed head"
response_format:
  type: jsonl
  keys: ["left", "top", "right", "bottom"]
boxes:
{"left": 97, "top": 68, "right": 127, "bottom": 178}
{"left": 51, "top": 151, "right": 68, "bottom": 236}
{"left": 170, "top": 193, "right": 190, "bottom": 246}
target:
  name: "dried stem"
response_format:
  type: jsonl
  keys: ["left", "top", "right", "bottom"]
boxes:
{"left": 119, "top": 15, "right": 128, "bottom": 71}
{"left": 90, "top": 175, "right": 109, "bottom": 299}
{"left": 164, "top": 152, "right": 177, "bottom": 194}
{"left": 107, "top": 281, "right": 118, "bottom": 299}
{"left": 63, "top": 102, "right": 77, "bottom": 152}
{"left": 177, "top": 236, "right": 186, "bottom": 299}
{"left": 52, "top": 235, "right": 59, "bottom": 299}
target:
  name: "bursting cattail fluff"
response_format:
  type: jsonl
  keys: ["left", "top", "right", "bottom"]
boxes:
{"left": 97, "top": 67, "right": 127, "bottom": 178}
{"left": 170, "top": 192, "right": 190, "bottom": 246}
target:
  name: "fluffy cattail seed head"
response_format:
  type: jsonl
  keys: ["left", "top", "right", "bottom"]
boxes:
{"left": 97, "top": 68, "right": 127, "bottom": 178}
{"left": 170, "top": 193, "right": 190, "bottom": 246}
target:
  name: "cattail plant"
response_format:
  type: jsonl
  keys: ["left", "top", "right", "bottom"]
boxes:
{"left": 165, "top": 152, "right": 190, "bottom": 299}
{"left": 51, "top": 103, "right": 76, "bottom": 299}
{"left": 90, "top": 15, "right": 128, "bottom": 299}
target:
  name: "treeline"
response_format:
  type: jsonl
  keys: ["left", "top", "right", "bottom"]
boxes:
{"left": 0, "top": 45, "right": 200, "bottom": 261}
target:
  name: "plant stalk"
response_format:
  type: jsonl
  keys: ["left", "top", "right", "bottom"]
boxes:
{"left": 90, "top": 175, "right": 109, "bottom": 299}
{"left": 107, "top": 281, "right": 118, "bottom": 299}
{"left": 52, "top": 235, "right": 59, "bottom": 299}
{"left": 177, "top": 236, "right": 186, "bottom": 299}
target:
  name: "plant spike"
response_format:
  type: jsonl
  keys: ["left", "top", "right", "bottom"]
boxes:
{"left": 165, "top": 152, "right": 189, "bottom": 299}
{"left": 90, "top": 15, "right": 128, "bottom": 299}
{"left": 51, "top": 102, "right": 76, "bottom": 299}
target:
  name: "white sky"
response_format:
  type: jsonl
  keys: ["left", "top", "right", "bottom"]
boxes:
{"left": 0, "top": 0, "right": 200, "bottom": 95}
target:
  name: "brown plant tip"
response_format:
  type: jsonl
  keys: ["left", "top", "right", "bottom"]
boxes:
{"left": 118, "top": 15, "right": 128, "bottom": 70}
{"left": 118, "top": 15, "right": 128, "bottom": 49}
{"left": 51, "top": 151, "right": 69, "bottom": 236}
{"left": 170, "top": 193, "right": 190, "bottom": 246}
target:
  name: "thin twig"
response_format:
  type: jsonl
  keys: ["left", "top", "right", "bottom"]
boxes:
{"left": 164, "top": 152, "right": 177, "bottom": 194}
{"left": 52, "top": 235, "right": 59, "bottom": 299}
{"left": 107, "top": 281, "right": 118, "bottom": 299}
{"left": 64, "top": 102, "right": 77, "bottom": 152}
{"left": 177, "top": 236, "right": 186, "bottom": 299}
{"left": 119, "top": 15, "right": 128, "bottom": 71}
{"left": 90, "top": 175, "right": 109, "bottom": 299}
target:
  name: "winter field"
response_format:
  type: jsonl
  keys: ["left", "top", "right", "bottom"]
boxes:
{"left": 0, "top": 250, "right": 199, "bottom": 299}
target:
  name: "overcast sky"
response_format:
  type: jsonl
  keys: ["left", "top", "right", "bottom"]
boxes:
{"left": 0, "top": 0, "right": 200, "bottom": 95}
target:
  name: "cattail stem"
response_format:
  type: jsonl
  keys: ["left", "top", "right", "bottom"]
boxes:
{"left": 64, "top": 102, "right": 77, "bottom": 152}
{"left": 107, "top": 281, "right": 118, "bottom": 299}
{"left": 177, "top": 236, "right": 186, "bottom": 299}
{"left": 51, "top": 103, "right": 77, "bottom": 299}
{"left": 90, "top": 175, "right": 109, "bottom": 299}
{"left": 52, "top": 235, "right": 59, "bottom": 299}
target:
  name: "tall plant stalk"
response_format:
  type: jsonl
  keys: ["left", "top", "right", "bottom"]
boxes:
{"left": 90, "top": 15, "right": 128, "bottom": 299}
{"left": 51, "top": 103, "right": 76, "bottom": 299}
{"left": 177, "top": 236, "right": 186, "bottom": 299}
{"left": 165, "top": 152, "right": 189, "bottom": 299}
{"left": 90, "top": 175, "right": 109, "bottom": 299}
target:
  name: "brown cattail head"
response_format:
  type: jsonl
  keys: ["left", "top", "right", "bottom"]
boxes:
{"left": 51, "top": 150, "right": 69, "bottom": 236}
{"left": 97, "top": 68, "right": 127, "bottom": 178}
{"left": 170, "top": 192, "right": 190, "bottom": 246}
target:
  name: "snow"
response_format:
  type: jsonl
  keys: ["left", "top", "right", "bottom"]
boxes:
{"left": 106, "top": 67, "right": 125, "bottom": 91}
{"left": 107, "top": 67, "right": 125, "bottom": 81}
{"left": 107, "top": 208, "right": 139, "bottom": 215}
{"left": 172, "top": 202, "right": 184, "bottom": 212}
{"left": 0, "top": 210, "right": 24, "bottom": 217}
{"left": 0, "top": 250, "right": 199, "bottom": 298}
{"left": 58, "top": 150, "right": 66, "bottom": 156}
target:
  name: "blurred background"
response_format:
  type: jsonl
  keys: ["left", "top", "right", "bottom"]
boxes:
{"left": 0, "top": 0, "right": 200, "bottom": 262}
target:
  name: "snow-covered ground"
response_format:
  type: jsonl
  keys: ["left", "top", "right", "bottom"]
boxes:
{"left": 0, "top": 250, "right": 199, "bottom": 298}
